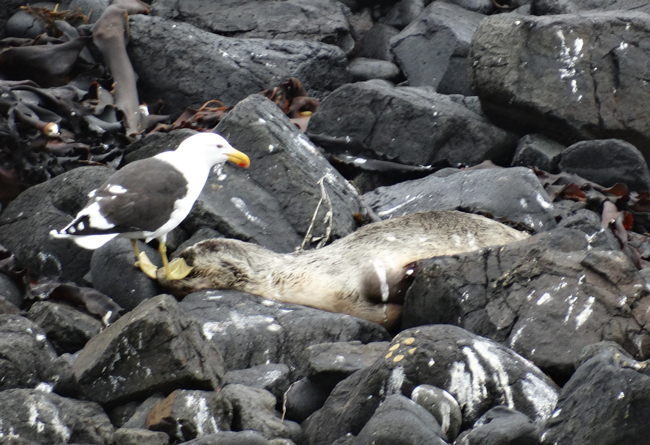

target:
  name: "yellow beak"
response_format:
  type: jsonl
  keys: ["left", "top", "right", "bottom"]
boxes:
{"left": 227, "top": 148, "right": 250, "bottom": 168}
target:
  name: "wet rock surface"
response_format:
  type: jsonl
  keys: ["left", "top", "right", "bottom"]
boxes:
{"left": 3, "top": 0, "right": 650, "bottom": 443}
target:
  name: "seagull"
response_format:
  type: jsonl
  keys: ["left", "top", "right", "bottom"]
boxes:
{"left": 50, "top": 132, "right": 250, "bottom": 280}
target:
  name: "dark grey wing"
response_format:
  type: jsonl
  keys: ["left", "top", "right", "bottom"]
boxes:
{"left": 65, "top": 158, "right": 189, "bottom": 235}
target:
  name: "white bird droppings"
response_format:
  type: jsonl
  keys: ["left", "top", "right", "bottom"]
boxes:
{"left": 575, "top": 296, "right": 595, "bottom": 329}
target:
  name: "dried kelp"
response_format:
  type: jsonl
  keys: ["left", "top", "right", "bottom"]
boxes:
{"left": 259, "top": 77, "right": 320, "bottom": 131}
{"left": 0, "top": 2, "right": 166, "bottom": 206}
{"left": 92, "top": 4, "right": 145, "bottom": 136}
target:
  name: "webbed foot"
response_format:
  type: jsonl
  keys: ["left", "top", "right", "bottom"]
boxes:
{"left": 165, "top": 257, "right": 194, "bottom": 280}
{"left": 135, "top": 251, "right": 158, "bottom": 279}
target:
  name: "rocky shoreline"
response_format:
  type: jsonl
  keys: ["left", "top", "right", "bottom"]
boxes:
{"left": 2, "top": 0, "right": 650, "bottom": 444}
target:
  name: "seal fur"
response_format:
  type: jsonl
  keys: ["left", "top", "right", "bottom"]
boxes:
{"left": 158, "top": 211, "right": 529, "bottom": 328}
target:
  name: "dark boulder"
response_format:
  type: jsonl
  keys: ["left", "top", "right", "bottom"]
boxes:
{"left": 558, "top": 139, "right": 650, "bottom": 192}
{"left": 456, "top": 406, "right": 541, "bottom": 445}
{"left": 90, "top": 238, "right": 162, "bottom": 312}
{"left": 0, "top": 166, "right": 112, "bottom": 283}
{"left": 469, "top": 12, "right": 650, "bottom": 160}
{"left": 0, "top": 388, "right": 114, "bottom": 444}
{"left": 223, "top": 363, "right": 291, "bottom": 402}
{"left": 302, "top": 325, "right": 558, "bottom": 445}
{"left": 364, "top": 167, "right": 557, "bottom": 231}
{"left": 354, "top": 394, "right": 447, "bottom": 445}
{"left": 127, "top": 14, "right": 350, "bottom": 118}
{"left": 511, "top": 134, "right": 565, "bottom": 173}
{"left": 216, "top": 94, "right": 367, "bottom": 243}
{"left": 402, "top": 229, "right": 650, "bottom": 381}
{"left": 72, "top": 294, "right": 225, "bottom": 405}
{"left": 180, "top": 290, "right": 390, "bottom": 374}
{"left": 152, "top": 0, "right": 356, "bottom": 55}
{"left": 221, "top": 384, "right": 302, "bottom": 442}
{"left": 390, "top": 2, "right": 484, "bottom": 95}
{"left": 542, "top": 350, "right": 650, "bottom": 445}
{"left": 0, "top": 315, "right": 57, "bottom": 390}
{"left": 358, "top": 23, "right": 399, "bottom": 62}
{"left": 183, "top": 163, "right": 303, "bottom": 253}
{"left": 307, "top": 81, "right": 517, "bottom": 167}
{"left": 533, "top": 0, "right": 650, "bottom": 16}
{"left": 146, "top": 389, "right": 233, "bottom": 443}
{"left": 411, "top": 384, "right": 462, "bottom": 442}
{"left": 27, "top": 301, "right": 103, "bottom": 354}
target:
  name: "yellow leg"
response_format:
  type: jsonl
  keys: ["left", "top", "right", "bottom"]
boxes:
{"left": 160, "top": 241, "right": 194, "bottom": 280}
{"left": 132, "top": 239, "right": 158, "bottom": 279}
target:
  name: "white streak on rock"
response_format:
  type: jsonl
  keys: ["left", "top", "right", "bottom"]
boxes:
{"left": 231, "top": 197, "right": 265, "bottom": 227}
{"left": 385, "top": 366, "right": 405, "bottom": 396}
{"left": 575, "top": 296, "right": 595, "bottom": 329}
{"left": 536, "top": 292, "right": 552, "bottom": 305}
{"left": 473, "top": 340, "right": 514, "bottom": 409}
{"left": 521, "top": 372, "right": 559, "bottom": 423}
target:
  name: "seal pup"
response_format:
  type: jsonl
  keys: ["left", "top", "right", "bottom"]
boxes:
{"left": 157, "top": 211, "right": 529, "bottom": 328}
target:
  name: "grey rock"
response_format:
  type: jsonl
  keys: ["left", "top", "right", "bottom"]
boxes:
{"left": 559, "top": 139, "right": 650, "bottom": 192}
{"left": 0, "top": 166, "right": 112, "bottom": 283}
{"left": 380, "top": 0, "right": 427, "bottom": 29}
{"left": 411, "top": 384, "right": 462, "bottom": 442}
{"left": 179, "top": 430, "right": 272, "bottom": 444}
{"left": 72, "top": 295, "right": 225, "bottom": 405}
{"left": 542, "top": 350, "right": 650, "bottom": 444}
{"left": 305, "top": 341, "right": 390, "bottom": 386}
{"left": 349, "top": 58, "right": 401, "bottom": 81}
{"left": 0, "top": 273, "right": 23, "bottom": 308}
{"left": 0, "top": 388, "right": 114, "bottom": 444}
{"left": 6, "top": 5, "right": 52, "bottom": 39}
{"left": 0, "top": 0, "right": 31, "bottom": 39}
{"left": 390, "top": 2, "right": 485, "bottom": 95}
{"left": 512, "top": 134, "right": 565, "bottom": 173}
{"left": 152, "top": 0, "right": 355, "bottom": 54}
{"left": 402, "top": 229, "right": 650, "bottom": 381}
{"left": 354, "top": 394, "right": 446, "bottom": 445}
{"left": 183, "top": 163, "right": 303, "bottom": 253}
{"left": 216, "top": 94, "right": 366, "bottom": 242}
{"left": 223, "top": 363, "right": 291, "bottom": 402}
{"left": 302, "top": 325, "right": 559, "bottom": 445}
{"left": 122, "top": 129, "right": 198, "bottom": 165}
{"left": 358, "top": 23, "right": 399, "bottom": 62}
{"left": 456, "top": 406, "right": 541, "bottom": 445}
{"left": 0, "top": 315, "right": 57, "bottom": 391}
{"left": 180, "top": 290, "right": 390, "bottom": 375}
{"left": 127, "top": 14, "right": 350, "bottom": 118}
{"left": 307, "top": 81, "right": 517, "bottom": 167}
{"left": 69, "top": 0, "right": 110, "bottom": 23}
{"left": 364, "top": 167, "right": 557, "bottom": 231}
{"left": 146, "top": 389, "right": 233, "bottom": 442}
{"left": 27, "top": 301, "right": 103, "bottom": 354}
{"left": 221, "top": 384, "right": 301, "bottom": 442}
{"left": 533, "top": 0, "right": 650, "bottom": 15}
{"left": 441, "top": 0, "right": 494, "bottom": 14}
{"left": 284, "top": 377, "right": 332, "bottom": 424}
{"left": 122, "top": 393, "right": 167, "bottom": 429}
{"left": 0, "top": 295, "right": 20, "bottom": 315}
{"left": 90, "top": 238, "right": 162, "bottom": 312}
{"left": 469, "top": 12, "right": 650, "bottom": 160}
{"left": 44, "top": 352, "right": 78, "bottom": 397}
{"left": 575, "top": 340, "right": 633, "bottom": 369}
{"left": 113, "top": 428, "right": 169, "bottom": 445}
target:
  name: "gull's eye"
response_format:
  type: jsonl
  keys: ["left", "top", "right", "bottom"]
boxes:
{"left": 217, "top": 144, "right": 223, "bottom": 148}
